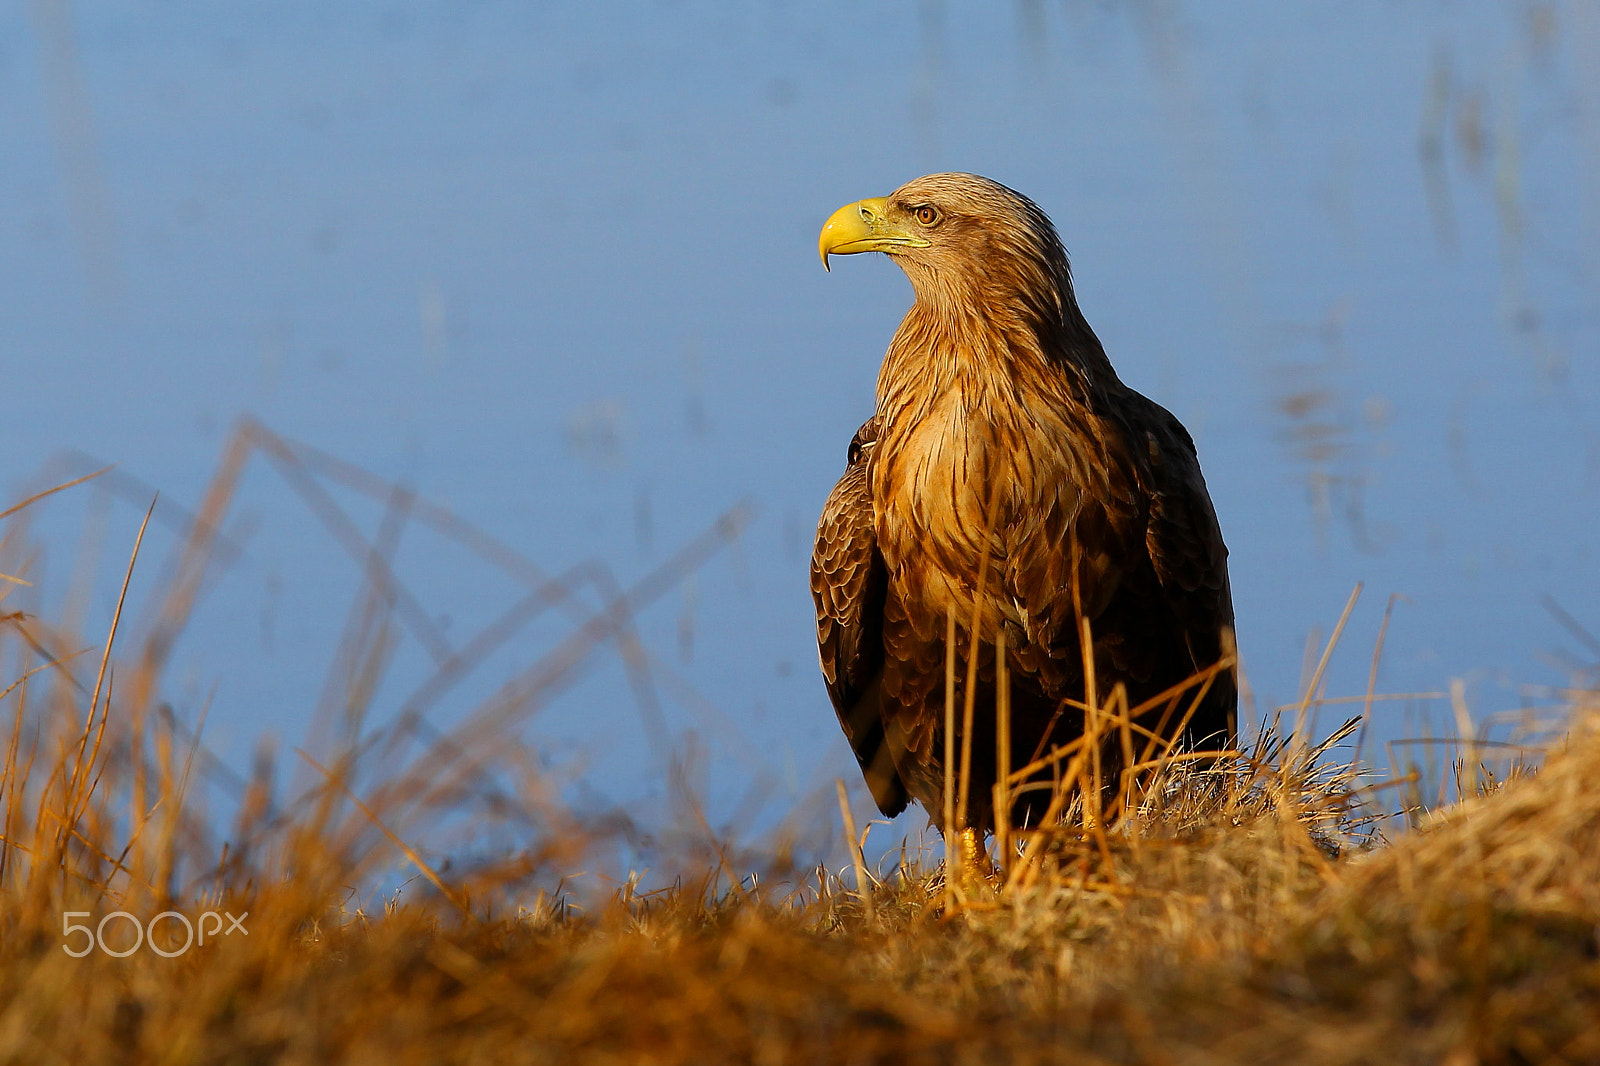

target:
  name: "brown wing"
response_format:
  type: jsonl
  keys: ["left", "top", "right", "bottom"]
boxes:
{"left": 811, "top": 417, "right": 909, "bottom": 816}
{"left": 1133, "top": 397, "right": 1237, "bottom": 747}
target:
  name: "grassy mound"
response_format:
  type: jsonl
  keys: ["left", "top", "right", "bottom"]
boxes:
{"left": 5, "top": 700, "right": 1596, "bottom": 1063}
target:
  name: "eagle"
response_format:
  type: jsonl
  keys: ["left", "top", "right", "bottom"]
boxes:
{"left": 811, "top": 173, "right": 1235, "bottom": 842}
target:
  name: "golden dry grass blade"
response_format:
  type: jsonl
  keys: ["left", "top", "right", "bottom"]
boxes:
{"left": 60, "top": 497, "right": 155, "bottom": 861}
{"left": 834, "top": 778, "right": 873, "bottom": 921}
{"left": 0, "top": 465, "right": 111, "bottom": 524}
{"left": 135, "top": 427, "right": 253, "bottom": 681}
{"left": 1287, "top": 583, "right": 1362, "bottom": 761}
{"left": 942, "top": 606, "right": 956, "bottom": 904}
{"left": 956, "top": 475, "right": 1004, "bottom": 839}
{"left": 1078, "top": 614, "right": 1101, "bottom": 827}
{"left": 993, "top": 625, "right": 1010, "bottom": 870}
{"left": 297, "top": 748, "right": 471, "bottom": 919}
{"left": 956, "top": 621, "right": 980, "bottom": 834}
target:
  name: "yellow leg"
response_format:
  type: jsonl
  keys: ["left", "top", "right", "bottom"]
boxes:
{"left": 949, "top": 826, "right": 996, "bottom": 897}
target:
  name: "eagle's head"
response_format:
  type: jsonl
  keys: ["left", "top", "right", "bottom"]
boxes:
{"left": 819, "top": 172, "right": 1076, "bottom": 332}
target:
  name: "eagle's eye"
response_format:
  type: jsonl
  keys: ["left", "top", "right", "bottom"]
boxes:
{"left": 912, "top": 205, "right": 940, "bottom": 227}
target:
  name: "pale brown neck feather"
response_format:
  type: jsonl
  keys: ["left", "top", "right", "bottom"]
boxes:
{"left": 874, "top": 269, "right": 1119, "bottom": 433}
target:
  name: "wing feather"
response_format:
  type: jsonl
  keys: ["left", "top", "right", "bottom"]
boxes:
{"left": 812, "top": 417, "right": 909, "bottom": 816}
{"left": 1134, "top": 399, "right": 1237, "bottom": 744}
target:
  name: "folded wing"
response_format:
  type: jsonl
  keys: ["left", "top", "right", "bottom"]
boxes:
{"left": 811, "top": 417, "right": 909, "bottom": 816}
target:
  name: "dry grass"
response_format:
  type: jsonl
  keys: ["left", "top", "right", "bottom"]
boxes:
{"left": 1, "top": 432, "right": 1597, "bottom": 1065}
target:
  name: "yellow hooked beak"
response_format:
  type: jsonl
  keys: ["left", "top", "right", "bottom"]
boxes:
{"left": 818, "top": 197, "right": 931, "bottom": 271}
